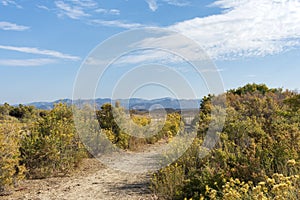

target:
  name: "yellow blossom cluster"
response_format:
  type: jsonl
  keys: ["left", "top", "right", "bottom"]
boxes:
{"left": 202, "top": 172, "right": 300, "bottom": 200}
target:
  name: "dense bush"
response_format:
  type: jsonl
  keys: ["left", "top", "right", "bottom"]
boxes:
{"left": 204, "top": 172, "right": 300, "bottom": 200}
{"left": 74, "top": 105, "right": 116, "bottom": 156}
{"left": 94, "top": 103, "right": 182, "bottom": 150}
{"left": 1, "top": 83, "right": 299, "bottom": 199}
{"left": 0, "top": 120, "right": 26, "bottom": 192}
{"left": 151, "top": 84, "right": 300, "bottom": 199}
{"left": 20, "top": 103, "right": 86, "bottom": 179}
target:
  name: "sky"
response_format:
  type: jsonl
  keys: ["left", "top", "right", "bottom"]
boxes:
{"left": 1, "top": 0, "right": 300, "bottom": 104}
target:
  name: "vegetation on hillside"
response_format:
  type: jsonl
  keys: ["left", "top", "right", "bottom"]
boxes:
{"left": 0, "top": 100, "right": 181, "bottom": 192}
{"left": 0, "top": 83, "right": 299, "bottom": 200}
{"left": 150, "top": 84, "right": 300, "bottom": 199}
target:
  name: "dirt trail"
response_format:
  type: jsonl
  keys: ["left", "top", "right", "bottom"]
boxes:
{"left": 2, "top": 143, "right": 167, "bottom": 200}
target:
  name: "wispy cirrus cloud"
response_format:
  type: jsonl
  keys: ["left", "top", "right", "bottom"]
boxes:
{"left": 36, "top": 4, "right": 51, "bottom": 11}
{"left": 55, "top": 1, "right": 90, "bottom": 19}
{"left": 1, "top": 0, "right": 22, "bottom": 8}
{"left": 170, "top": 0, "right": 300, "bottom": 59}
{"left": 54, "top": 0, "right": 120, "bottom": 20}
{"left": 0, "top": 58, "right": 56, "bottom": 67}
{"left": 162, "top": 0, "right": 190, "bottom": 7}
{"left": 113, "top": 49, "right": 183, "bottom": 66}
{"left": 0, "top": 21, "right": 29, "bottom": 31}
{"left": 0, "top": 45, "right": 80, "bottom": 61}
{"left": 146, "top": 0, "right": 158, "bottom": 11}
{"left": 95, "top": 8, "right": 120, "bottom": 15}
{"left": 145, "top": 0, "right": 190, "bottom": 11}
{"left": 90, "top": 19, "right": 143, "bottom": 29}
{"left": 68, "top": 0, "right": 97, "bottom": 8}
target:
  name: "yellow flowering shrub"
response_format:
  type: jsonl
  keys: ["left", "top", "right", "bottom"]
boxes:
{"left": 20, "top": 104, "right": 86, "bottom": 178}
{"left": 151, "top": 84, "right": 300, "bottom": 200}
{"left": 151, "top": 163, "right": 185, "bottom": 199}
{"left": 204, "top": 172, "right": 300, "bottom": 200}
{"left": 0, "top": 121, "right": 26, "bottom": 192}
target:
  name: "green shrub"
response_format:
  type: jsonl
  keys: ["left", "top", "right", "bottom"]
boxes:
{"left": 20, "top": 103, "right": 86, "bottom": 178}
{"left": 151, "top": 84, "right": 300, "bottom": 199}
{"left": 151, "top": 163, "right": 185, "bottom": 200}
{"left": 0, "top": 121, "right": 26, "bottom": 192}
{"left": 204, "top": 171, "right": 300, "bottom": 200}
{"left": 95, "top": 103, "right": 182, "bottom": 151}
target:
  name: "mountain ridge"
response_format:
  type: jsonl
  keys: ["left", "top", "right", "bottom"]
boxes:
{"left": 25, "top": 98, "right": 201, "bottom": 110}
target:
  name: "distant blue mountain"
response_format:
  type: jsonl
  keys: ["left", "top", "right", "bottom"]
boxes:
{"left": 26, "top": 98, "right": 201, "bottom": 110}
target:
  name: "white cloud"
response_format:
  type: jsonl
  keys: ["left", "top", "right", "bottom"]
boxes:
{"left": 170, "top": 0, "right": 300, "bottom": 59}
{"left": 146, "top": 0, "right": 158, "bottom": 11}
{"left": 145, "top": 0, "right": 189, "bottom": 11}
{"left": 90, "top": 19, "right": 143, "bottom": 29}
{"left": 68, "top": 0, "right": 97, "bottom": 8}
{"left": 145, "top": 0, "right": 190, "bottom": 12}
{"left": 94, "top": 8, "right": 106, "bottom": 13}
{"left": 162, "top": 0, "right": 190, "bottom": 7}
{"left": 37, "top": 5, "right": 51, "bottom": 11}
{"left": 53, "top": 0, "right": 135, "bottom": 29}
{"left": 55, "top": 1, "right": 90, "bottom": 19}
{"left": 85, "top": 57, "right": 106, "bottom": 66}
{"left": 0, "top": 45, "right": 80, "bottom": 61}
{"left": 0, "top": 58, "right": 56, "bottom": 67}
{"left": 1, "top": 0, "right": 22, "bottom": 8}
{"left": 109, "top": 9, "right": 121, "bottom": 15}
{"left": 95, "top": 8, "right": 120, "bottom": 15}
{"left": 54, "top": 0, "right": 122, "bottom": 23}
{"left": 0, "top": 21, "right": 29, "bottom": 31}
{"left": 111, "top": 49, "right": 222, "bottom": 74}
{"left": 132, "top": 33, "right": 209, "bottom": 61}
{"left": 113, "top": 49, "right": 183, "bottom": 66}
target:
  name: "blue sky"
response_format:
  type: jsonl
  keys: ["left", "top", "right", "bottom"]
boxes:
{"left": 1, "top": 0, "right": 300, "bottom": 104}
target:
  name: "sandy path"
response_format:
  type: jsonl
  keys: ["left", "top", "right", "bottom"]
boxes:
{"left": 2, "top": 159, "right": 158, "bottom": 200}
{"left": 2, "top": 143, "right": 166, "bottom": 200}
